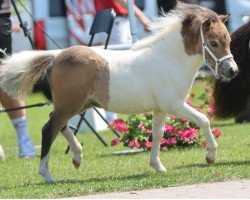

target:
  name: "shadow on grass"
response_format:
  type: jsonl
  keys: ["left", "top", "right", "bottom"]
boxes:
{"left": 100, "top": 150, "right": 148, "bottom": 158}
{"left": 176, "top": 160, "right": 250, "bottom": 169}
{"left": 1, "top": 172, "right": 153, "bottom": 190}
{"left": 57, "top": 172, "right": 152, "bottom": 184}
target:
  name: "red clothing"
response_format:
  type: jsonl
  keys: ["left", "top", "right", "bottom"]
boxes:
{"left": 93, "top": 0, "right": 128, "bottom": 15}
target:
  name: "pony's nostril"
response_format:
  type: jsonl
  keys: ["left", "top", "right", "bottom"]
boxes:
{"left": 230, "top": 68, "right": 237, "bottom": 77}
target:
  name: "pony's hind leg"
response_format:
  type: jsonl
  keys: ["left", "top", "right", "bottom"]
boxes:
{"left": 150, "top": 112, "right": 167, "bottom": 172}
{"left": 174, "top": 102, "right": 217, "bottom": 163}
{"left": 39, "top": 112, "right": 66, "bottom": 182}
{"left": 61, "top": 124, "right": 83, "bottom": 168}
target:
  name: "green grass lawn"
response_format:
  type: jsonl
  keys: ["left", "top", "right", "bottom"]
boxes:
{"left": 0, "top": 80, "right": 250, "bottom": 198}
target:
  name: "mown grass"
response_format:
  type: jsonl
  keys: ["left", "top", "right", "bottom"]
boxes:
{"left": 0, "top": 80, "right": 249, "bottom": 198}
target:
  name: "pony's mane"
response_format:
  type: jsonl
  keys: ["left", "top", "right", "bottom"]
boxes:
{"left": 132, "top": 13, "right": 183, "bottom": 50}
{"left": 177, "top": 2, "right": 219, "bottom": 22}
{"left": 132, "top": 2, "right": 219, "bottom": 50}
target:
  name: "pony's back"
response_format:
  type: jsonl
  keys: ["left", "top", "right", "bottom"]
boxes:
{"left": 212, "top": 22, "right": 250, "bottom": 118}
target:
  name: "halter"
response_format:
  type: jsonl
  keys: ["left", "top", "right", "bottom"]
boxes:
{"left": 200, "top": 25, "right": 233, "bottom": 79}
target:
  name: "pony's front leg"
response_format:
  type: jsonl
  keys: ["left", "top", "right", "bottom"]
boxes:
{"left": 150, "top": 112, "right": 167, "bottom": 172}
{"left": 61, "top": 124, "right": 83, "bottom": 168}
{"left": 174, "top": 102, "right": 218, "bottom": 163}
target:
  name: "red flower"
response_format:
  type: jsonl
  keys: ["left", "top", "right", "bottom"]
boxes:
{"left": 164, "top": 124, "right": 177, "bottom": 134}
{"left": 160, "top": 138, "right": 177, "bottom": 146}
{"left": 111, "top": 137, "right": 120, "bottom": 146}
{"left": 144, "top": 140, "right": 152, "bottom": 148}
{"left": 145, "top": 129, "right": 152, "bottom": 136}
{"left": 129, "top": 140, "right": 140, "bottom": 148}
{"left": 178, "top": 128, "right": 198, "bottom": 142}
{"left": 109, "top": 118, "right": 128, "bottom": 134}
{"left": 212, "top": 128, "right": 221, "bottom": 138}
{"left": 207, "top": 106, "right": 215, "bottom": 115}
{"left": 138, "top": 123, "right": 145, "bottom": 131}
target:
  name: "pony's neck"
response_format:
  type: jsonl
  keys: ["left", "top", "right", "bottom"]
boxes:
{"left": 131, "top": 14, "right": 204, "bottom": 78}
{"left": 132, "top": 17, "right": 183, "bottom": 51}
{"left": 135, "top": 24, "right": 203, "bottom": 75}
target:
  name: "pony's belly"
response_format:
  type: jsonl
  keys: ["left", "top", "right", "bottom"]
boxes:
{"left": 107, "top": 95, "right": 156, "bottom": 114}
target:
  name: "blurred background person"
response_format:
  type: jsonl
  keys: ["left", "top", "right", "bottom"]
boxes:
{"left": 0, "top": 0, "right": 35, "bottom": 159}
{"left": 93, "top": 0, "right": 152, "bottom": 45}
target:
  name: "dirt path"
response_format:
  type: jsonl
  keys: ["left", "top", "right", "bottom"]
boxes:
{"left": 72, "top": 180, "right": 250, "bottom": 199}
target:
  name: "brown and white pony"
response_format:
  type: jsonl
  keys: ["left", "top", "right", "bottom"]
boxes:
{"left": 0, "top": 2, "right": 238, "bottom": 182}
{"left": 212, "top": 22, "right": 250, "bottom": 122}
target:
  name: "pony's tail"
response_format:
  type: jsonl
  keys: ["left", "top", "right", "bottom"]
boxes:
{"left": 0, "top": 50, "right": 61, "bottom": 99}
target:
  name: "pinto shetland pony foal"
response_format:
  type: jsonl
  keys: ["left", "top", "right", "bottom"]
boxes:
{"left": 0, "top": 2, "right": 238, "bottom": 182}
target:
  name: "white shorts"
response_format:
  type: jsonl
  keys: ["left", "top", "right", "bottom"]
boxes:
{"left": 109, "top": 16, "right": 132, "bottom": 45}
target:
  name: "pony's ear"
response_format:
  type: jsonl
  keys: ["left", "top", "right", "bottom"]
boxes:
{"left": 203, "top": 19, "right": 212, "bottom": 29}
{"left": 219, "top": 14, "right": 230, "bottom": 23}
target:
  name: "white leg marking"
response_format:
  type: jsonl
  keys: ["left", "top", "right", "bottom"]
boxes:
{"left": 39, "top": 153, "right": 55, "bottom": 182}
{"left": 150, "top": 112, "right": 167, "bottom": 172}
{"left": 61, "top": 125, "right": 83, "bottom": 167}
{"left": 174, "top": 102, "right": 218, "bottom": 163}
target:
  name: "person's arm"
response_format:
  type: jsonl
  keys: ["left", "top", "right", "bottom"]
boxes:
{"left": 113, "top": 0, "right": 151, "bottom": 30}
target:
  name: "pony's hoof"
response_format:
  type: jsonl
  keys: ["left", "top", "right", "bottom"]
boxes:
{"left": 156, "top": 168, "right": 167, "bottom": 173}
{"left": 205, "top": 145, "right": 217, "bottom": 164}
{"left": 45, "top": 177, "right": 56, "bottom": 183}
{"left": 150, "top": 162, "right": 166, "bottom": 172}
{"left": 43, "top": 174, "right": 56, "bottom": 183}
{"left": 72, "top": 159, "right": 81, "bottom": 169}
{"left": 39, "top": 170, "right": 56, "bottom": 183}
{"left": 206, "top": 157, "right": 215, "bottom": 164}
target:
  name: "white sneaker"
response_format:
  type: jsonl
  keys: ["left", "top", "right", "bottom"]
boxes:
{"left": 18, "top": 138, "right": 36, "bottom": 158}
{"left": 0, "top": 145, "right": 5, "bottom": 159}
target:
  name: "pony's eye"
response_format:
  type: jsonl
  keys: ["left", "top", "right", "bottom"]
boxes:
{"left": 210, "top": 41, "right": 218, "bottom": 47}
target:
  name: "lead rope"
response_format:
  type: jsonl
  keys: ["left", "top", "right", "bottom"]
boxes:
{"left": 16, "top": 0, "right": 63, "bottom": 49}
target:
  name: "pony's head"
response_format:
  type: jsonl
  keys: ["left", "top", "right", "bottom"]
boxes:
{"left": 200, "top": 16, "right": 238, "bottom": 81}
{"left": 180, "top": 3, "right": 238, "bottom": 81}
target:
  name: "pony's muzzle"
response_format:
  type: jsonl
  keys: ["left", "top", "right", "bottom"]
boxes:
{"left": 220, "top": 59, "right": 238, "bottom": 79}
{"left": 229, "top": 67, "right": 238, "bottom": 78}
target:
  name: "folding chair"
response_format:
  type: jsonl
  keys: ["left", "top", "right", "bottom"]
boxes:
{"left": 65, "top": 9, "right": 119, "bottom": 154}
{"left": 88, "top": 8, "right": 116, "bottom": 49}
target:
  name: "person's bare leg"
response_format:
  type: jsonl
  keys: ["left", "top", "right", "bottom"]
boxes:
{"left": 0, "top": 90, "right": 35, "bottom": 158}
{"left": 0, "top": 91, "right": 25, "bottom": 118}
